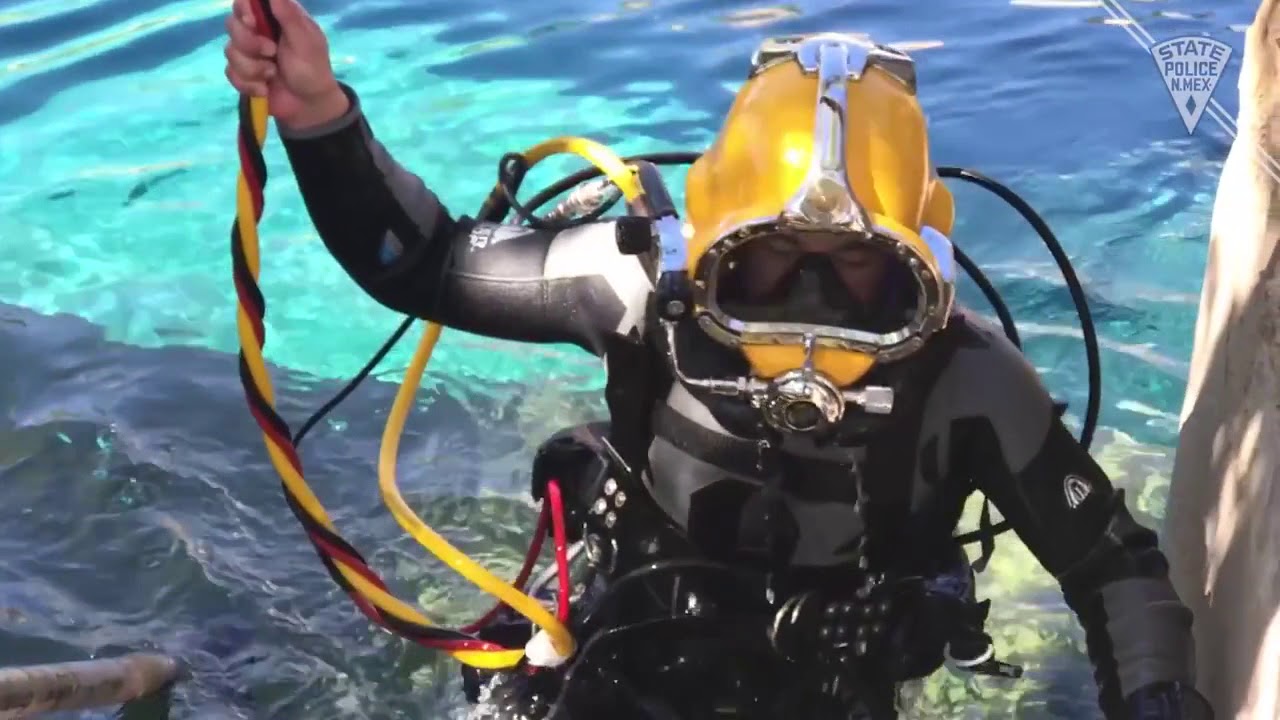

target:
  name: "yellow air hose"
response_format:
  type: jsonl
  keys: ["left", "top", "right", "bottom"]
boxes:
{"left": 377, "top": 136, "right": 644, "bottom": 661}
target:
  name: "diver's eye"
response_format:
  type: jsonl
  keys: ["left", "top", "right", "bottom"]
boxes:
{"left": 832, "top": 247, "right": 880, "bottom": 269}
{"left": 762, "top": 236, "right": 801, "bottom": 254}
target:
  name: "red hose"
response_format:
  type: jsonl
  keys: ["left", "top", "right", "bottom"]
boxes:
{"left": 461, "top": 479, "right": 574, "bottom": 633}
{"left": 545, "top": 479, "right": 572, "bottom": 622}
{"left": 461, "top": 506, "right": 550, "bottom": 634}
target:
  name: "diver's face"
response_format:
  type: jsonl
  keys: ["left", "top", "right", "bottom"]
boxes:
{"left": 734, "top": 232, "right": 889, "bottom": 304}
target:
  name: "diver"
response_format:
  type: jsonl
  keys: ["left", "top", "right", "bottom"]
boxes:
{"left": 223, "top": 1, "right": 1212, "bottom": 718}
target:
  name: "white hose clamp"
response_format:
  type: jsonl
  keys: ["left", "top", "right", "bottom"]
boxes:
{"left": 524, "top": 629, "right": 573, "bottom": 668}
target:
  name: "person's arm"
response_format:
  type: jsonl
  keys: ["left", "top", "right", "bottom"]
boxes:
{"left": 938, "top": 320, "right": 1209, "bottom": 719}
{"left": 275, "top": 83, "right": 653, "bottom": 355}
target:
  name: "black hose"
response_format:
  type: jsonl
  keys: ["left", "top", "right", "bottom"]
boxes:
{"left": 290, "top": 194, "right": 514, "bottom": 449}
{"left": 546, "top": 615, "right": 727, "bottom": 719}
{"left": 521, "top": 151, "right": 703, "bottom": 216}
{"left": 935, "top": 166, "right": 1100, "bottom": 451}
{"left": 511, "top": 154, "right": 1100, "bottom": 554}
{"left": 517, "top": 152, "right": 1026, "bottom": 355}
{"left": 515, "top": 155, "right": 1094, "bottom": 450}
{"left": 954, "top": 245, "right": 1020, "bottom": 349}
{"left": 292, "top": 316, "right": 414, "bottom": 446}
{"left": 576, "top": 558, "right": 760, "bottom": 630}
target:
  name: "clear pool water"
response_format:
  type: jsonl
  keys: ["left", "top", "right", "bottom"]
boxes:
{"left": 0, "top": 0, "right": 1256, "bottom": 717}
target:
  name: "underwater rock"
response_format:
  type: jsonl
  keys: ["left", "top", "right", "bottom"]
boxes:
{"left": 1165, "top": 1, "right": 1280, "bottom": 717}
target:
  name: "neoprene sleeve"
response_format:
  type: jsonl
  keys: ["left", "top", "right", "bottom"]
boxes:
{"left": 279, "top": 84, "right": 654, "bottom": 355}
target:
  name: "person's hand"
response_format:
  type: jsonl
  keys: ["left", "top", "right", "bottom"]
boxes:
{"left": 223, "top": 0, "right": 349, "bottom": 130}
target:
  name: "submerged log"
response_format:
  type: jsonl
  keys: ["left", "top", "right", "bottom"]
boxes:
{"left": 0, "top": 652, "right": 180, "bottom": 718}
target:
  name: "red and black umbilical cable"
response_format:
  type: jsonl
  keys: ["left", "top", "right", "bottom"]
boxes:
{"left": 227, "top": 0, "right": 549, "bottom": 659}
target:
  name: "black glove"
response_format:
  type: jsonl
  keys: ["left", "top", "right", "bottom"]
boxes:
{"left": 1125, "top": 681, "right": 1213, "bottom": 720}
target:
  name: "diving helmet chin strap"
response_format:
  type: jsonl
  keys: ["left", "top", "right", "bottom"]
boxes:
{"left": 660, "top": 322, "right": 895, "bottom": 435}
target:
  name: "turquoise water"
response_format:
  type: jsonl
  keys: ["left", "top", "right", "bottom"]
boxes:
{"left": 0, "top": 0, "right": 1257, "bottom": 717}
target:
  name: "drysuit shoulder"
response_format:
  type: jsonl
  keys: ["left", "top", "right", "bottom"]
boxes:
{"left": 923, "top": 309, "right": 1057, "bottom": 476}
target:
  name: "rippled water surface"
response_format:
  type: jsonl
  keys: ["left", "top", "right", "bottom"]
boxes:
{"left": 0, "top": 0, "right": 1259, "bottom": 717}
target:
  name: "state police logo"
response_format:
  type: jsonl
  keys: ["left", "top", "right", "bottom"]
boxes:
{"left": 1152, "top": 36, "right": 1233, "bottom": 135}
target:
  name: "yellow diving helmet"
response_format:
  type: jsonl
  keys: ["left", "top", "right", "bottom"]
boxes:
{"left": 673, "top": 33, "right": 957, "bottom": 434}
